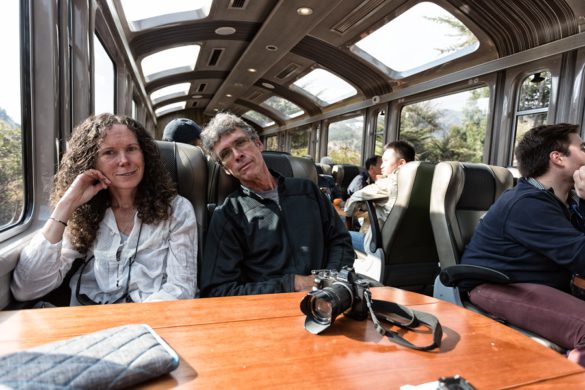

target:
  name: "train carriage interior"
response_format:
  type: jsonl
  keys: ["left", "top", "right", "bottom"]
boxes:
{"left": 1, "top": 0, "right": 585, "bottom": 336}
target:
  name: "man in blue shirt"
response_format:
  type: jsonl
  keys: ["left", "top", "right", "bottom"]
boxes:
{"left": 461, "top": 123, "right": 585, "bottom": 366}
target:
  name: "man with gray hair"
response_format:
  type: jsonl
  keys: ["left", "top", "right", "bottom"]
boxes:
{"left": 200, "top": 112, "right": 355, "bottom": 297}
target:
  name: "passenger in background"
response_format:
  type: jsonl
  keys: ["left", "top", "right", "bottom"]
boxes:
{"left": 461, "top": 123, "right": 585, "bottom": 367}
{"left": 320, "top": 156, "right": 334, "bottom": 165}
{"left": 162, "top": 118, "right": 203, "bottom": 146}
{"left": 347, "top": 155, "right": 382, "bottom": 196}
{"left": 200, "top": 112, "right": 355, "bottom": 297}
{"left": 344, "top": 141, "right": 415, "bottom": 253}
{"left": 12, "top": 113, "right": 198, "bottom": 306}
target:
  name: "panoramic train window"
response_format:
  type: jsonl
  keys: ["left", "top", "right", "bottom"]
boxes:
{"left": 150, "top": 83, "right": 190, "bottom": 105}
{"left": 374, "top": 110, "right": 385, "bottom": 155}
{"left": 353, "top": 2, "right": 478, "bottom": 78}
{"left": 327, "top": 116, "right": 364, "bottom": 164}
{"left": 243, "top": 110, "right": 275, "bottom": 128}
{"left": 265, "top": 135, "right": 278, "bottom": 151}
{"left": 262, "top": 96, "right": 304, "bottom": 119}
{"left": 399, "top": 87, "right": 489, "bottom": 163}
{"left": 155, "top": 102, "right": 186, "bottom": 117}
{"left": 512, "top": 71, "right": 552, "bottom": 165}
{"left": 94, "top": 34, "right": 115, "bottom": 115}
{"left": 0, "top": 0, "right": 24, "bottom": 230}
{"left": 120, "top": 0, "right": 212, "bottom": 32}
{"left": 289, "top": 127, "right": 310, "bottom": 157}
{"left": 291, "top": 69, "right": 357, "bottom": 106}
{"left": 141, "top": 45, "right": 200, "bottom": 82}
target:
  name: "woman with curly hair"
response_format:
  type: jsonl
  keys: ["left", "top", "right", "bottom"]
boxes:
{"left": 11, "top": 113, "right": 197, "bottom": 305}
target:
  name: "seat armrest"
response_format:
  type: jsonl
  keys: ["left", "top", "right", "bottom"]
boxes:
{"left": 439, "top": 264, "right": 510, "bottom": 287}
{"left": 366, "top": 200, "right": 382, "bottom": 253}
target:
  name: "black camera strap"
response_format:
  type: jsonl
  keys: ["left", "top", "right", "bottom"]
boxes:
{"left": 364, "top": 289, "right": 442, "bottom": 351}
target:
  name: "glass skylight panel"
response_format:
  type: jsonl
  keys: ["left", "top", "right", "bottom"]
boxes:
{"left": 353, "top": 2, "right": 478, "bottom": 75}
{"left": 150, "top": 83, "right": 191, "bottom": 105}
{"left": 155, "top": 101, "right": 186, "bottom": 117}
{"left": 243, "top": 111, "right": 275, "bottom": 128}
{"left": 291, "top": 69, "right": 357, "bottom": 106}
{"left": 262, "top": 96, "right": 304, "bottom": 118}
{"left": 141, "top": 45, "right": 200, "bottom": 82}
{"left": 121, "top": 0, "right": 212, "bottom": 32}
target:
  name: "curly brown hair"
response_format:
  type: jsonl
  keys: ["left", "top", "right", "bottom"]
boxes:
{"left": 51, "top": 113, "right": 177, "bottom": 254}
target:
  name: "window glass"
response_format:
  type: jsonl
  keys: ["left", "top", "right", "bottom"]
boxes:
{"left": 0, "top": 0, "right": 23, "bottom": 230}
{"left": 399, "top": 87, "right": 490, "bottom": 163}
{"left": 375, "top": 110, "right": 385, "bottom": 155}
{"left": 265, "top": 135, "right": 278, "bottom": 151}
{"left": 154, "top": 101, "right": 186, "bottom": 117}
{"left": 512, "top": 71, "right": 551, "bottom": 165}
{"left": 290, "top": 127, "right": 309, "bottom": 157}
{"left": 327, "top": 116, "right": 364, "bottom": 164}
{"left": 242, "top": 110, "right": 275, "bottom": 128}
{"left": 141, "top": 45, "right": 200, "bottom": 82}
{"left": 150, "top": 83, "right": 191, "bottom": 105}
{"left": 121, "top": 0, "right": 212, "bottom": 31}
{"left": 262, "top": 96, "right": 304, "bottom": 119}
{"left": 94, "top": 34, "right": 115, "bottom": 114}
{"left": 131, "top": 98, "right": 137, "bottom": 119}
{"left": 291, "top": 69, "right": 357, "bottom": 106}
{"left": 353, "top": 2, "right": 478, "bottom": 76}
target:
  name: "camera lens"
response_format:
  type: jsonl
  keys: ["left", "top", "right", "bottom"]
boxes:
{"left": 311, "top": 297, "right": 333, "bottom": 324}
{"left": 300, "top": 282, "right": 354, "bottom": 334}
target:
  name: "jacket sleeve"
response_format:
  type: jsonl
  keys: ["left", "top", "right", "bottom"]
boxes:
{"left": 201, "top": 205, "right": 295, "bottom": 297}
{"left": 318, "top": 187, "right": 355, "bottom": 271}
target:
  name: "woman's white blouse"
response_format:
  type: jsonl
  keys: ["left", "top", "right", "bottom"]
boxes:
{"left": 12, "top": 196, "right": 197, "bottom": 305}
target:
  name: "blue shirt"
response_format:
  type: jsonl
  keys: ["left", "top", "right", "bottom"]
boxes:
{"left": 461, "top": 178, "right": 585, "bottom": 291}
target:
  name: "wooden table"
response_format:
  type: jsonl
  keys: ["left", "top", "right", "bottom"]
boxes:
{"left": 0, "top": 287, "right": 583, "bottom": 389}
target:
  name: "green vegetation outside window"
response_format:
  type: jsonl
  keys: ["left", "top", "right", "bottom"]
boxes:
{"left": 327, "top": 116, "right": 364, "bottom": 164}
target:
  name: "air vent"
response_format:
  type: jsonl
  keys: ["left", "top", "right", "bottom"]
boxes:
{"left": 208, "top": 48, "right": 224, "bottom": 66}
{"left": 276, "top": 64, "right": 299, "bottom": 80}
{"left": 229, "top": 0, "right": 247, "bottom": 9}
{"left": 248, "top": 91, "right": 263, "bottom": 101}
{"left": 331, "top": 0, "right": 386, "bottom": 34}
{"left": 197, "top": 83, "right": 207, "bottom": 92}
{"left": 190, "top": 101, "right": 198, "bottom": 108}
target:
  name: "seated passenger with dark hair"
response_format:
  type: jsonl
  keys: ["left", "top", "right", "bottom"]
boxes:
{"left": 162, "top": 118, "right": 202, "bottom": 146}
{"left": 461, "top": 123, "right": 585, "bottom": 366}
{"left": 347, "top": 155, "right": 382, "bottom": 196}
{"left": 200, "top": 112, "right": 355, "bottom": 297}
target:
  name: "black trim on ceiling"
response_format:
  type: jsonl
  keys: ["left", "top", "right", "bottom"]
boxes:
{"left": 255, "top": 79, "right": 322, "bottom": 116}
{"left": 447, "top": 0, "right": 578, "bottom": 56}
{"left": 291, "top": 36, "right": 392, "bottom": 98}
{"left": 146, "top": 70, "right": 229, "bottom": 93}
{"left": 152, "top": 95, "right": 211, "bottom": 110}
{"left": 131, "top": 21, "right": 261, "bottom": 58}
{"left": 234, "top": 99, "right": 286, "bottom": 126}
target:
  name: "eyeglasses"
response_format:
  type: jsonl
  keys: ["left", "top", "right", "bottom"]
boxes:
{"left": 75, "top": 223, "right": 142, "bottom": 305}
{"left": 217, "top": 136, "right": 252, "bottom": 164}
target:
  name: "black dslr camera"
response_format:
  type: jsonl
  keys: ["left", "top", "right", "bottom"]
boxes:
{"left": 300, "top": 266, "right": 370, "bottom": 334}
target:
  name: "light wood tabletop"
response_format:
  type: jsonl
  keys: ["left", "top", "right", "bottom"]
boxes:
{"left": 0, "top": 287, "right": 583, "bottom": 389}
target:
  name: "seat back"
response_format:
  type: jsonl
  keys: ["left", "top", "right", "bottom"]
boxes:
{"left": 331, "top": 164, "right": 361, "bottom": 200}
{"left": 155, "top": 141, "right": 208, "bottom": 261}
{"left": 315, "top": 163, "right": 332, "bottom": 175}
{"left": 376, "top": 161, "right": 439, "bottom": 290}
{"left": 430, "top": 162, "right": 513, "bottom": 269}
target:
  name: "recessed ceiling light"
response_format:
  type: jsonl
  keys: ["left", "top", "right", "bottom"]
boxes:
{"left": 297, "top": 7, "right": 313, "bottom": 16}
{"left": 215, "top": 27, "right": 236, "bottom": 36}
{"left": 226, "top": 94, "right": 232, "bottom": 98}
{"left": 191, "top": 94, "right": 203, "bottom": 99}
{"left": 248, "top": 68, "right": 257, "bottom": 73}
{"left": 234, "top": 82, "right": 244, "bottom": 87}
{"left": 266, "top": 45, "right": 278, "bottom": 51}
{"left": 213, "top": 108, "right": 219, "bottom": 112}
{"left": 262, "top": 82, "right": 274, "bottom": 89}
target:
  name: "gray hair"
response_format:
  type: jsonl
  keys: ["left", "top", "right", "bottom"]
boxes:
{"left": 201, "top": 112, "right": 259, "bottom": 161}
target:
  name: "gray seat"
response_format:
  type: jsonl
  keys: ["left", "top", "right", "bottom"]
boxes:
{"left": 155, "top": 141, "right": 208, "bottom": 266}
{"left": 331, "top": 164, "right": 361, "bottom": 200}
{"left": 365, "top": 161, "right": 439, "bottom": 292}
{"left": 429, "top": 162, "right": 564, "bottom": 352}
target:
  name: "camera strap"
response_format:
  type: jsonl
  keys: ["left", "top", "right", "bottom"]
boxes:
{"left": 364, "top": 289, "right": 442, "bottom": 351}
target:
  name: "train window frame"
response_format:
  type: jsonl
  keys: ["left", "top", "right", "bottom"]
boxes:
{"left": 262, "top": 96, "right": 304, "bottom": 119}
{"left": 397, "top": 84, "right": 492, "bottom": 163}
{"left": 242, "top": 110, "right": 275, "bottom": 128}
{"left": 140, "top": 44, "right": 200, "bottom": 83}
{"left": 290, "top": 68, "right": 357, "bottom": 106}
{"left": 93, "top": 32, "right": 116, "bottom": 115}
{"left": 119, "top": 0, "right": 212, "bottom": 32}
{"left": 0, "top": 0, "right": 30, "bottom": 236}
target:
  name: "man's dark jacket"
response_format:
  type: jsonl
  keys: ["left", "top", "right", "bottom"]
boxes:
{"left": 201, "top": 173, "right": 355, "bottom": 297}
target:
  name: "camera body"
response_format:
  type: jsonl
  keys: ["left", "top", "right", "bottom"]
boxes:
{"left": 300, "top": 266, "right": 370, "bottom": 334}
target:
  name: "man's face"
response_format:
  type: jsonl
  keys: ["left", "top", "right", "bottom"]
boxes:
{"left": 381, "top": 148, "right": 404, "bottom": 176}
{"left": 368, "top": 158, "right": 382, "bottom": 180}
{"left": 563, "top": 133, "right": 585, "bottom": 180}
{"left": 213, "top": 127, "right": 266, "bottom": 185}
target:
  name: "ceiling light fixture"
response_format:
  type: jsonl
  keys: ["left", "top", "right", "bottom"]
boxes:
{"left": 215, "top": 27, "right": 236, "bottom": 36}
{"left": 248, "top": 68, "right": 257, "bottom": 73}
{"left": 266, "top": 45, "right": 278, "bottom": 51}
{"left": 262, "top": 82, "right": 275, "bottom": 89}
{"left": 226, "top": 94, "right": 232, "bottom": 98}
{"left": 191, "top": 94, "right": 203, "bottom": 99}
{"left": 297, "top": 7, "right": 313, "bottom": 16}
